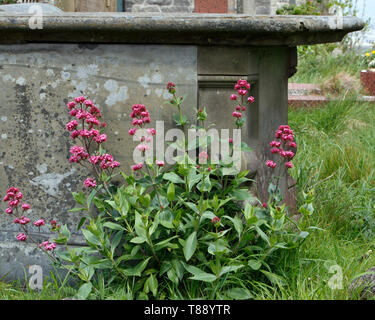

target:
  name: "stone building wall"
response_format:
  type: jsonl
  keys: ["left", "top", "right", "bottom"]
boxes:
{"left": 19, "top": 0, "right": 306, "bottom": 14}
{"left": 123, "top": 0, "right": 305, "bottom": 14}
{"left": 124, "top": 0, "right": 194, "bottom": 12}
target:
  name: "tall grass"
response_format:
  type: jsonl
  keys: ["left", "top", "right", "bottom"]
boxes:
{"left": 253, "top": 97, "right": 375, "bottom": 300}
{"left": 291, "top": 45, "right": 368, "bottom": 84}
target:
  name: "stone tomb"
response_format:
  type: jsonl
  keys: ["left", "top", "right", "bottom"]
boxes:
{"left": 0, "top": 12, "right": 363, "bottom": 280}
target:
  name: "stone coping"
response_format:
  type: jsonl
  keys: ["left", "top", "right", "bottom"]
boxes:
{"left": 0, "top": 13, "right": 364, "bottom": 46}
{"left": 0, "top": 3, "right": 63, "bottom": 14}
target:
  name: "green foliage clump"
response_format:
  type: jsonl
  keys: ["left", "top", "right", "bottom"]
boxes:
{"left": 276, "top": 0, "right": 322, "bottom": 15}
{"left": 0, "top": 0, "right": 18, "bottom": 4}
{"left": 49, "top": 83, "right": 314, "bottom": 300}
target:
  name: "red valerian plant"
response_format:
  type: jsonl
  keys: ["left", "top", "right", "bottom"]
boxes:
{"left": 128, "top": 103, "right": 157, "bottom": 172}
{"left": 266, "top": 124, "right": 297, "bottom": 170}
{"left": 265, "top": 124, "right": 299, "bottom": 209}
{"left": 3, "top": 187, "right": 58, "bottom": 256}
{"left": 230, "top": 79, "right": 255, "bottom": 129}
{"left": 65, "top": 96, "right": 120, "bottom": 191}
{"left": 1, "top": 80, "right": 314, "bottom": 300}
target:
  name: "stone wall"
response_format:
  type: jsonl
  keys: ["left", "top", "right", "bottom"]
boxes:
{"left": 125, "top": 0, "right": 194, "bottom": 12}
{"left": 18, "top": 0, "right": 306, "bottom": 14}
{"left": 123, "top": 0, "right": 305, "bottom": 14}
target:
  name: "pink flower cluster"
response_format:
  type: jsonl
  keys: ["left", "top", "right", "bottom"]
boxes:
{"left": 3, "top": 187, "right": 56, "bottom": 251}
{"left": 129, "top": 104, "right": 151, "bottom": 130}
{"left": 131, "top": 163, "right": 143, "bottom": 172}
{"left": 66, "top": 96, "right": 120, "bottom": 188}
{"left": 17, "top": 233, "right": 27, "bottom": 241}
{"left": 33, "top": 219, "right": 45, "bottom": 227}
{"left": 66, "top": 97, "right": 107, "bottom": 143}
{"left": 83, "top": 178, "right": 97, "bottom": 188}
{"left": 3, "top": 187, "right": 30, "bottom": 215}
{"left": 39, "top": 241, "right": 57, "bottom": 251}
{"left": 266, "top": 125, "right": 297, "bottom": 170}
{"left": 89, "top": 153, "right": 120, "bottom": 170}
{"left": 129, "top": 104, "right": 161, "bottom": 171}
{"left": 14, "top": 216, "right": 30, "bottom": 225}
{"left": 230, "top": 79, "right": 255, "bottom": 127}
{"left": 69, "top": 146, "right": 89, "bottom": 163}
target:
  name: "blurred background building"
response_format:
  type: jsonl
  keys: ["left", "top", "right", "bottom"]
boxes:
{"left": 14, "top": 0, "right": 306, "bottom": 14}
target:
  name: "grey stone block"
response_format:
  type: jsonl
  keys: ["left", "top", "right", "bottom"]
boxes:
{"left": 173, "top": 0, "right": 193, "bottom": 7}
{"left": 161, "top": 6, "right": 193, "bottom": 12}
{"left": 146, "top": 0, "right": 173, "bottom": 6}
{"left": 132, "top": 4, "right": 161, "bottom": 12}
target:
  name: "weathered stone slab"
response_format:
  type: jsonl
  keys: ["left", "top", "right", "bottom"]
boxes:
{"left": 0, "top": 13, "right": 364, "bottom": 46}
{"left": 0, "top": 43, "right": 197, "bottom": 280}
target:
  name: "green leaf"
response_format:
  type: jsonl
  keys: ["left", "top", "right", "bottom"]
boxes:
{"left": 159, "top": 209, "right": 175, "bottom": 229}
{"left": 167, "top": 183, "right": 175, "bottom": 202}
{"left": 103, "top": 222, "right": 125, "bottom": 231}
{"left": 183, "top": 202, "right": 199, "bottom": 215}
{"left": 76, "top": 283, "right": 92, "bottom": 300}
{"left": 163, "top": 172, "right": 185, "bottom": 184}
{"left": 53, "top": 237, "right": 68, "bottom": 245}
{"left": 82, "top": 229, "right": 101, "bottom": 246}
{"left": 244, "top": 203, "right": 252, "bottom": 220}
{"left": 167, "top": 268, "right": 179, "bottom": 285}
{"left": 139, "top": 194, "right": 151, "bottom": 208}
{"left": 219, "top": 264, "right": 244, "bottom": 276}
{"left": 111, "top": 231, "right": 123, "bottom": 256}
{"left": 68, "top": 207, "right": 87, "bottom": 213}
{"left": 197, "top": 175, "right": 211, "bottom": 192}
{"left": 134, "top": 212, "right": 147, "bottom": 238}
{"left": 187, "top": 169, "right": 202, "bottom": 191}
{"left": 260, "top": 270, "right": 286, "bottom": 286}
{"left": 183, "top": 231, "right": 197, "bottom": 262}
{"left": 200, "top": 211, "right": 216, "bottom": 224}
{"left": 255, "top": 226, "right": 271, "bottom": 246}
{"left": 224, "top": 287, "right": 253, "bottom": 300}
{"left": 122, "top": 257, "right": 151, "bottom": 277}
{"left": 248, "top": 259, "right": 262, "bottom": 270}
{"left": 183, "top": 264, "right": 217, "bottom": 283}
{"left": 72, "top": 192, "right": 86, "bottom": 206}
{"left": 207, "top": 240, "right": 231, "bottom": 255}
{"left": 105, "top": 200, "right": 118, "bottom": 211}
{"left": 117, "top": 193, "right": 129, "bottom": 217}
{"left": 299, "top": 231, "right": 310, "bottom": 239}
{"left": 222, "top": 167, "right": 239, "bottom": 176}
{"left": 230, "top": 189, "right": 255, "bottom": 201}
{"left": 147, "top": 274, "right": 158, "bottom": 297}
{"left": 223, "top": 215, "right": 243, "bottom": 239}
{"left": 130, "top": 236, "right": 147, "bottom": 244}
{"left": 60, "top": 224, "right": 71, "bottom": 240}
{"left": 87, "top": 188, "right": 99, "bottom": 209}
{"left": 155, "top": 235, "right": 179, "bottom": 251}
{"left": 91, "top": 260, "right": 113, "bottom": 269}
{"left": 77, "top": 217, "right": 87, "bottom": 231}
